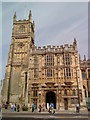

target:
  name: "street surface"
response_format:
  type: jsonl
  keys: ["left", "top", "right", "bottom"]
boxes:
{"left": 1, "top": 111, "right": 90, "bottom": 120}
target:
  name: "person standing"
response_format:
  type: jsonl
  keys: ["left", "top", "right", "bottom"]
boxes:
{"left": 42, "top": 102, "right": 45, "bottom": 111}
{"left": 28, "top": 103, "right": 30, "bottom": 111}
{"left": 32, "top": 102, "right": 34, "bottom": 112}
{"left": 39, "top": 103, "right": 42, "bottom": 112}
{"left": 76, "top": 103, "right": 79, "bottom": 112}
{"left": 47, "top": 103, "right": 49, "bottom": 111}
{"left": 11, "top": 103, "right": 13, "bottom": 112}
{"left": 17, "top": 104, "right": 20, "bottom": 112}
{"left": 14, "top": 103, "right": 16, "bottom": 112}
{"left": 0, "top": 104, "right": 1, "bottom": 112}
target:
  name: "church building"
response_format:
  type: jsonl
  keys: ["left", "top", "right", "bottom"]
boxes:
{"left": 2, "top": 11, "right": 89, "bottom": 111}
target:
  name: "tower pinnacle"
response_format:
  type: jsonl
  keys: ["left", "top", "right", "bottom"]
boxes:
{"left": 79, "top": 54, "right": 81, "bottom": 62}
{"left": 84, "top": 55, "right": 86, "bottom": 61}
{"left": 73, "top": 38, "right": 77, "bottom": 50}
{"left": 13, "top": 12, "right": 16, "bottom": 23}
{"left": 29, "top": 10, "right": 32, "bottom": 22}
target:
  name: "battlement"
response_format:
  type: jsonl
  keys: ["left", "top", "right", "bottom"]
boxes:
{"left": 33, "top": 40, "right": 77, "bottom": 54}
{"left": 17, "top": 19, "right": 27, "bottom": 22}
{"left": 15, "top": 19, "right": 29, "bottom": 23}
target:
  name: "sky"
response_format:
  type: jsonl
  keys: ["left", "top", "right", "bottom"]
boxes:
{"left": 0, "top": 2, "right": 88, "bottom": 80}
{"left": 0, "top": 0, "right": 89, "bottom": 2}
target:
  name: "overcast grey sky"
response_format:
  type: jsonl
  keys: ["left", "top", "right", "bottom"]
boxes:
{"left": 1, "top": 2, "right": 88, "bottom": 80}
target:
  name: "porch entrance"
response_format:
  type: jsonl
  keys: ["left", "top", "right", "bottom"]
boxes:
{"left": 46, "top": 91, "right": 56, "bottom": 109}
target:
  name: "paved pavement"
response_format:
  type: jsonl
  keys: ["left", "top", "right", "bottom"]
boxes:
{"left": 1, "top": 111, "right": 90, "bottom": 120}
{"left": 1, "top": 108, "right": 90, "bottom": 120}
{"left": 1, "top": 114, "right": 89, "bottom": 120}
{"left": 2, "top": 107, "right": 88, "bottom": 113}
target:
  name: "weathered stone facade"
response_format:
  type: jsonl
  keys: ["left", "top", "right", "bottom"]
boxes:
{"left": 80, "top": 58, "right": 90, "bottom": 97}
{"left": 0, "top": 81, "right": 2, "bottom": 106}
{"left": 2, "top": 11, "right": 89, "bottom": 111}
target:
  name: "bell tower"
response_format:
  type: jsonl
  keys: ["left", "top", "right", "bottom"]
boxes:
{"left": 12, "top": 10, "right": 35, "bottom": 48}
{"left": 2, "top": 10, "right": 35, "bottom": 104}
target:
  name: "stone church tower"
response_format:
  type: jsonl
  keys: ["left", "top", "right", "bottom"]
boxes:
{"left": 2, "top": 11, "right": 35, "bottom": 104}
{"left": 2, "top": 11, "right": 88, "bottom": 111}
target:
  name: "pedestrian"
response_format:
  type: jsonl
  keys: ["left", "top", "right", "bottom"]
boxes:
{"left": 28, "top": 103, "right": 30, "bottom": 111}
{"left": 17, "top": 104, "right": 20, "bottom": 112}
{"left": 49, "top": 102, "right": 55, "bottom": 114}
{"left": 11, "top": 103, "right": 13, "bottom": 112}
{"left": 42, "top": 102, "right": 45, "bottom": 111}
{"left": 5, "top": 101, "right": 8, "bottom": 109}
{"left": 47, "top": 103, "right": 49, "bottom": 111}
{"left": 32, "top": 102, "right": 34, "bottom": 112}
{"left": 0, "top": 104, "right": 1, "bottom": 112}
{"left": 76, "top": 103, "right": 79, "bottom": 112}
{"left": 22, "top": 104, "right": 25, "bottom": 111}
{"left": 39, "top": 103, "right": 42, "bottom": 112}
{"left": 14, "top": 103, "right": 16, "bottom": 112}
{"left": 50, "top": 102, "right": 54, "bottom": 109}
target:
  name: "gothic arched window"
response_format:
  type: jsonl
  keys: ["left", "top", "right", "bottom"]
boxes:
{"left": 64, "top": 89, "right": 67, "bottom": 96}
{"left": 19, "top": 25, "right": 25, "bottom": 32}
{"left": 73, "top": 89, "right": 75, "bottom": 96}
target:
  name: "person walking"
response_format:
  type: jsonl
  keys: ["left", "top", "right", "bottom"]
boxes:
{"left": 50, "top": 102, "right": 54, "bottom": 109}
{"left": 49, "top": 102, "right": 55, "bottom": 114}
{"left": 11, "top": 103, "right": 13, "bottom": 112}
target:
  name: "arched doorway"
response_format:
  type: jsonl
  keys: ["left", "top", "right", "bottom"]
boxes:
{"left": 46, "top": 91, "right": 56, "bottom": 109}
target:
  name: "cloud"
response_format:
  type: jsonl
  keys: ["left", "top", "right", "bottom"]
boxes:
{"left": 1, "top": 2, "right": 88, "bottom": 80}
{"left": 0, "top": 0, "right": 89, "bottom": 2}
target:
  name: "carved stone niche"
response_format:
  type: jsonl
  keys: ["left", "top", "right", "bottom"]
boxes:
{"left": 46, "top": 83, "right": 55, "bottom": 88}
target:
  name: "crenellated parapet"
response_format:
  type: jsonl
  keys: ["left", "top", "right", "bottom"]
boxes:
{"left": 32, "top": 39, "right": 77, "bottom": 55}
